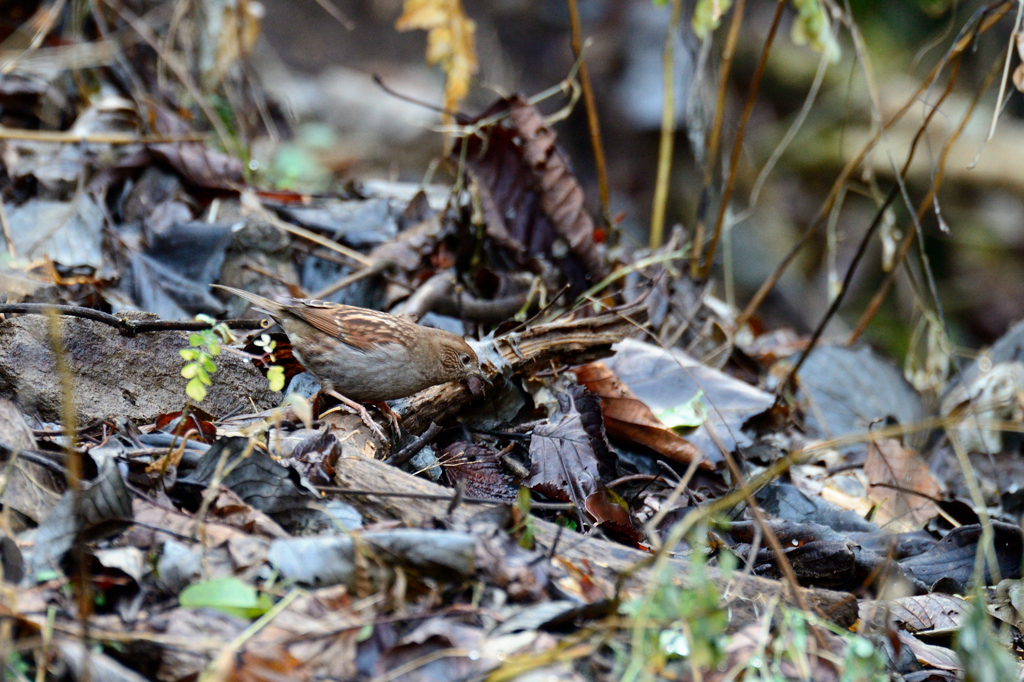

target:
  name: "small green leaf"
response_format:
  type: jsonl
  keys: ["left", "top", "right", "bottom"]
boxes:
{"left": 180, "top": 349, "right": 198, "bottom": 361}
{"left": 179, "top": 577, "right": 272, "bottom": 619}
{"left": 658, "top": 390, "right": 707, "bottom": 430}
{"left": 189, "top": 334, "right": 204, "bottom": 347}
{"left": 267, "top": 365, "right": 285, "bottom": 392}
{"left": 202, "top": 357, "right": 218, "bottom": 374}
{"left": 692, "top": 0, "right": 733, "bottom": 39}
{"left": 196, "top": 367, "right": 212, "bottom": 386}
{"left": 35, "top": 569, "right": 60, "bottom": 583}
{"left": 181, "top": 363, "right": 198, "bottom": 379}
{"left": 195, "top": 314, "right": 216, "bottom": 326}
{"left": 186, "top": 377, "right": 207, "bottom": 402}
{"left": 207, "top": 342, "right": 220, "bottom": 356}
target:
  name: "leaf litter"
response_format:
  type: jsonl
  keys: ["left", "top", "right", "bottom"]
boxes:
{"left": 0, "top": 3, "right": 1020, "bottom": 681}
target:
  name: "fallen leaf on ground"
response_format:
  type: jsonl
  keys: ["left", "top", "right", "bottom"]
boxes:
{"left": 864, "top": 437, "right": 941, "bottom": 531}
{"left": 574, "top": 362, "right": 708, "bottom": 471}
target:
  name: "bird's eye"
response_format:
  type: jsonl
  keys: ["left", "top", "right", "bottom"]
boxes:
{"left": 461, "top": 354, "right": 471, "bottom": 365}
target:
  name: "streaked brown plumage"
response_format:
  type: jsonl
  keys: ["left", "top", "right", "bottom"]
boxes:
{"left": 213, "top": 285, "right": 482, "bottom": 404}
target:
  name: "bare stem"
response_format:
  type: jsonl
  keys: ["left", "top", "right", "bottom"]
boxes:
{"left": 566, "top": 0, "right": 611, "bottom": 232}
{"left": 649, "top": 0, "right": 684, "bottom": 249}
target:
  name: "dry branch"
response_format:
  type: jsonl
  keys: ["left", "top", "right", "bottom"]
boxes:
{"left": 393, "top": 302, "right": 648, "bottom": 435}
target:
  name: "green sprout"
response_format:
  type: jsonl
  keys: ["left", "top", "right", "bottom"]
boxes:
{"left": 179, "top": 315, "right": 231, "bottom": 402}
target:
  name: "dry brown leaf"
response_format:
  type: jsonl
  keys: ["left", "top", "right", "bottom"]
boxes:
{"left": 574, "top": 362, "right": 709, "bottom": 471}
{"left": 864, "top": 437, "right": 941, "bottom": 530}
{"left": 456, "top": 96, "right": 607, "bottom": 292}
{"left": 395, "top": 0, "right": 477, "bottom": 120}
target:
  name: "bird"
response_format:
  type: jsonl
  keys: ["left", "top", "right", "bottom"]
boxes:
{"left": 212, "top": 285, "right": 483, "bottom": 439}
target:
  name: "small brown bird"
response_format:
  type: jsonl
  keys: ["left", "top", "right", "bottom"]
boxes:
{"left": 213, "top": 285, "right": 483, "bottom": 438}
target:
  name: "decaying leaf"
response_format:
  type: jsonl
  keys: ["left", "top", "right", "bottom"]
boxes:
{"left": 860, "top": 593, "right": 967, "bottom": 634}
{"left": 442, "top": 442, "right": 520, "bottom": 502}
{"left": 395, "top": 0, "right": 477, "bottom": 120}
{"left": 864, "top": 437, "right": 941, "bottom": 530}
{"left": 148, "top": 142, "right": 245, "bottom": 191}
{"left": 574, "top": 362, "right": 708, "bottom": 471}
{"left": 456, "top": 96, "right": 607, "bottom": 292}
{"left": 524, "top": 390, "right": 640, "bottom": 539}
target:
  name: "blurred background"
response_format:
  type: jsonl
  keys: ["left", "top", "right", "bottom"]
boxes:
{"left": 247, "top": 0, "right": 1024, "bottom": 355}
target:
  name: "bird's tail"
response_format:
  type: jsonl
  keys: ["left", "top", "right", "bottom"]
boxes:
{"left": 211, "top": 284, "right": 286, "bottom": 317}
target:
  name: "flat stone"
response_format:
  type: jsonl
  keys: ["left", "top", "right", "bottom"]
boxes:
{"left": 0, "top": 315, "right": 279, "bottom": 423}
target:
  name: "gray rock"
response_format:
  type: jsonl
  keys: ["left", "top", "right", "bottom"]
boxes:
{"left": 0, "top": 315, "right": 279, "bottom": 423}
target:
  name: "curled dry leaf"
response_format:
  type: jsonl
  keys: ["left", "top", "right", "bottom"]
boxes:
{"left": 574, "top": 362, "right": 709, "bottom": 471}
{"left": 864, "top": 437, "right": 941, "bottom": 531}
{"left": 456, "top": 95, "right": 607, "bottom": 292}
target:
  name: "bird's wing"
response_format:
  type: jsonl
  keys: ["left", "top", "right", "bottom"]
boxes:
{"left": 296, "top": 301, "right": 414, "bottom": 351}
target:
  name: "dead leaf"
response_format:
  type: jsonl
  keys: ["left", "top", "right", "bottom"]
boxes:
{"left": 525, "top": 409, "right": 603, "bottom": 506}
{"left": 456, "top": 96, "right": 607, "bottom": 292}
{"left": 864, "top": 437, "right": 941, "bottom": 530}
{"left": 395, "top": 0, "right": 477, "bottom": 120}
{"left": 860, "top": 593, "right": 967, "bottom": 634}
{"left": 230, "top": 647, "right": 310, "bottom": 682}
{"left": 442, "top": 442, "right": 520, "bottom": 502}
{"left": 574, "top": 362, "right": 709, "bottom": 471}
{"left": 148, "top": 142, "right": 244, "bottom": 191}
{"left": 524, "top": 392, "right": 640, "bottom": 538}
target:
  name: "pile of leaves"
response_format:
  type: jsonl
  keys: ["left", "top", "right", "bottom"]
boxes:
{"left": 0, "top": 2, "right": 1023, "bottom": 681}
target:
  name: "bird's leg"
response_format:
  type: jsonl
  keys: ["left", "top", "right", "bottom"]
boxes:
{"left": 372, "top": 401, "right": 402, "bottom": 434}
{"left": 327, "top": 390, "right": 388, "bottom": 442}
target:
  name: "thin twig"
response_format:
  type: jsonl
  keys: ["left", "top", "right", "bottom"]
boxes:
{"left": 0, "top": 198, "right": 14, "bottom": 258}
{"left": 315, "top": 486, "right": 576, "bottom": 511}
{"left": 242, "top": 193, "right": 374, "bottom": 267}
{"left": 777, "top": 185, "right": 900, "bottom": 398}
{"left": 384, "top": 422, "right": 442, "bottom": 467}
{"left": 106, "top": 0, "right": 236, "bottom": 155}
{"left": 0, "top": 303, "right": 265, "bottom": 336}
{"left": 566, "top": 0, "right": 611, "bottom": 230}
{"left": 45, "top": 308, "right": 93, "bottom": 676}
{"left": 0, "top": 128, "right": 207, "bottom": 144}
{"left": 309, "top": 0, "right": 354, "bottom": 31}
{"left": 711, "top": 424, "right": 828, "bottom": 649}
{"left": 848, "top": 51, "right": 1005, "bottom": 343}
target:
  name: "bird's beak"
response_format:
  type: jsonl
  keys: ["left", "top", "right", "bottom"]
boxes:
{"left": 466, "top": 371, "right": 490, "bottom": 396}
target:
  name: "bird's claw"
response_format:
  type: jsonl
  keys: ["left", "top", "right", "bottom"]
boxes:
{"left": 373, "top": 401, "right": 402, "bottom": 435}
{"left": 328, "top": 391, "right": 389, "bottom": 442}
